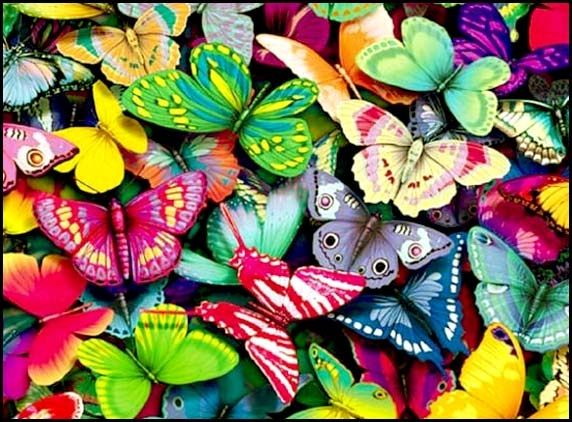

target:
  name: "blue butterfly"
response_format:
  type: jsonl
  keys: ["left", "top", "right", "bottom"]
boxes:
{"left": 328, "top": 232, "right": 469, "bottom": 370}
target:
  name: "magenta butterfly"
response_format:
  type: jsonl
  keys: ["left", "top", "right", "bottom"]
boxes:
{"left": 33, "top": 172, "right": 208, "bottom": 286}
{"left": 453, "top": 3, "right": 569, "bottom": 96}
{"left": 192, "top": 203, "right": 366, "bottom": 404}
{"left": 3, "top": 123, "right": 78, "bottom": 194}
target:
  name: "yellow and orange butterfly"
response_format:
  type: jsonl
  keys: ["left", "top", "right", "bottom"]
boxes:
{"left": 56, "top": 3, "right": 191, "bottom": 86}
{"left": 427, "top": 322, "right": 569, "bottom": 419}
{"left": 256, "top": 6, "right": 417, "bottom": 122}
{"left": 54, "top": 80, "right": 147, "bottom": 194}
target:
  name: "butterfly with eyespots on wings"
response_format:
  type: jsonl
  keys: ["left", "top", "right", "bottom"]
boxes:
{"left": 303, "top": 168, "right": 454, "bottom": 288}
{"left": 3, "top": 123, "right": 78, "bottom": 195}
{"left": 191, "top": 202, "right": 367, "bottom": 404}
{"left": 32, "top": 171, "right": 208, "bottom": 287}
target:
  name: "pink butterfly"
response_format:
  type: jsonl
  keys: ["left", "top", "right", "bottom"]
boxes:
{"left": 32, "top": 172, "right": 208, "bottom": 286}
{"left": 3, "top": 123, "right": 78, "bottom": 194}
{"left": 192, "top": 203, "right": 366, "bottom": 403}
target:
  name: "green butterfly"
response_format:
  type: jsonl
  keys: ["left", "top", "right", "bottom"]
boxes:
{"left": 76, "top": 303, "right": 239, "bottom": 419}
{"left": 308, "top": 3, "right": 382, "bottom": 22}
{"left": 288, "top": 343, "right": 397, "bottom": 419}
{"left": 356, "top": 16, "right": 510, "bottom": 136}
{"left": 121, "top": 42, "right": 319, "bottom": 177}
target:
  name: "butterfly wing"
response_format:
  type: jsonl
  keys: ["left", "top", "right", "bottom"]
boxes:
{"left": 14, "top": 3, "right": 113, "bottom": 19}
{"left": 33, "top": 193, "right": 123, "bottom": 285}
{"left": 56, "top": 25, "right": 125, "bottom": 65}
{"left": 15, "top": 392, "right": 84, "bottom": 419}
{"left": 255, "top": 33, "right": 350, "bottom": 122}
{"left": 122, "top": 138, "right": 183, "bottom": 187}
{"left": 309, "top": 3, "right": 381, "bottom": 22}
{"left": 427, "top": 323, "right": 525, "bottom": 418}
{"left": 124, "top": 172, "right": 207, "bottom": 284}
{"left": 468, "top": 226, "right": 569, "bottom": 352}
{"left": 194, "top": 301, "right": 299, "bottom": 404}
{"left": 3, "top": 123, "right": 78, "bottom": 193}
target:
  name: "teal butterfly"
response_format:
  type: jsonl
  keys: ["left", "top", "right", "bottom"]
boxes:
{"left": 121, "top": 42, "right": 319, "bottom": 177}
{"left": 468, "top": 226, "right": 569, "bottom": 353}
{"left": 288, "top": 343, "right": 397, "bottom": 419}
{"left": 495, "top": 75, "right": 568, "bottom": 166}
{"left": 356, "top": 16, "right": 511, "bottom": 136}
{"left": 308, "top": 3, "right": 382, "bottom": 22}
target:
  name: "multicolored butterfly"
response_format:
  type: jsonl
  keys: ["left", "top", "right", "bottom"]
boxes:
{"left": 52, "top": 80, "right": 147, "bottom": 194}
{"left": 427, "top": 322, "right": 570, "bottom": 419}
{"left": 14, "top": 392, "right": 84, "bottom": 419}
{"left": 497, "top": 174, "right": 569, "bottom": 236}
{"left": 453, "top": 3, "right": 569, "bottom": 96}
{"left": 56, "top": 4, "right": 191, "bottom": 86}
{"left": 122, "top": 133, "right": 240, "bottom": 203}
{"left": 122, "top": 42, "right": 318, "bottom": 178}
{"left": 3, "top": 43, "right": 95, "bottom": 112}
{"left": 304, "top": 168, "right": 453, "bottom": 288}
{"left": 192, "top": 203, "right": 366, "bottom": 404}
{"left": 357, "top": 16, "right": 510, "bottom": 136}
{"left": 3, "top": 123, "right": 78, "bottom": 194}
{"left": 337, "top": 99, "right": 510, "bottom": 217}
{"left": 256, "top": 6, "right": 417, "bottom": 122}
{"left": 288, "top": 343, "right": 397, "bottom": 418}
{"left": 2, "top": 253, "right": 114, "bottom": 388}
{"left": 33, "top": 171, "right": 208, "bottom": 286}
{"left": 308, "top": 3, "right": 382, "bottom": 22}
{"left": 328, "top": 232, "right": 469, "bottom": 370}
{"left": 77, "top": 303, "right": 239, "bottom": 419}
{"left": 468, "top": 226, "right": 569, "bottom": 353}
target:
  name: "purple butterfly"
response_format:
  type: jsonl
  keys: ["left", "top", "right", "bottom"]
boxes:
{"left": 453, "top": 3, "right": 569, "bottom": 96}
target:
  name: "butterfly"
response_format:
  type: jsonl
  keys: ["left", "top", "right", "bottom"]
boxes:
{"left": 308, "top": 3, "right": 382, "bottom": 22}
{"left": 3, "top": 43, "right": 95, "bottom": 112}
{"left": 77, "top": 303, "right": 239, "bottom": 419}
{"left": 123, "top": 133, "right": 240, "bottom": 203}
{"left": 192, "top": 203, "right": 366, "bottom": 404}
{"left": 256, "top": 6, "right": 418, "bottom": 122}
{"left": 337, "top": 99, "right": 511, "bottom": 217}
{"left": 3, "top": 123, "right": 78, "bottom": 194}
{"left": 328, "top": 232, "right": 469, "bottom": 370}
{"left": 497, "top": 174, "right": 569, "bottom": 236}
{"left": 346, "top": 331, "right": 456, "bottom": 418}
{"left": 189, "top": 3, "right": 263, "bottom": 63}
{"left": 56, "top": 4, "right": 191, "bottom": 86}
{"left": 288, "top": 343, "right": 397, "bottom": 418}
{"left": 495, "top": 84, "right": 568, "bottom": 167}
{"left": 357, "top": 16, "right": 510, "bottom": 136}
{"left": 13, "top": 3, "right": 114, "bottom": 19}
{"left": 427, "top": 322, "right": 570, "bottom": 419}
{"left": 2, "top": 253, "right": 114, "bottom": 387}
{"left": 33, "top": 171, "right": 208, "bottom": 287}
{"left": 468, "top": 226, "right": 569, "bottom": 353}
{"left": 539, "top": 345, "right": 569, "bottom": 409}
{"left": 52, "top": 80, "right": 147, "bottom": 194}
{"left": 122, "top": 42, "right": 318, "bottom": 178}
{"left": 304, "top": 168, "right": 453, "bottom": 288}
{"left": 426, "top": 186, "right": 479, "bottom": 229}
{"left": 453, "top": 3, "right": 569, "bottom": 97}
{"left": 529, "top": 3, "right": 569, "bottom": 51}
{"left": 14, "top": 392, "right": 84, "bottom": 419}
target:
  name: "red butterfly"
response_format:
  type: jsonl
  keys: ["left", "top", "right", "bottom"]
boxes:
{"left": 32, "top": 171, "right": 208, "bottom": 286}
{"left": 192, "top": 203, "right": 366, "bottom": 403}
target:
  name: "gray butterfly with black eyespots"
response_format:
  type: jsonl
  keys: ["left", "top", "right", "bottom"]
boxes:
{"left": 303, "top": 168, "right": 453, "bottom": 288}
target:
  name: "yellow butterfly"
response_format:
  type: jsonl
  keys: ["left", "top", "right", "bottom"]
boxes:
{"left": 56, "top": 3, "right": 191, "bottom": 86}
{"left": 427, "top": 322, "right": 569, "bottom": 419}
{"left": 54, "top": 81, "right": 147, "bottom": 194}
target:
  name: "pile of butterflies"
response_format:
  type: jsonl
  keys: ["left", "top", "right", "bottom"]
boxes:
{"left": 3, "top": 2, "right": 569, "bottom": 419}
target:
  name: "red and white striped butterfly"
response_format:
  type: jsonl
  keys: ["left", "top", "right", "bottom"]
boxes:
{"left": 193, "top": 203, "right": 366, "bottom": 403}
{"left": 33, "top": 171, "right": 208, "bottom": 286}
{"left": 3, "top": 123, "right": 78, "bottom": 194}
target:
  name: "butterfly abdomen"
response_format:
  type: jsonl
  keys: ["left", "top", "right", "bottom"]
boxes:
{"left": 110, "top": 199, "right": 131, "bottom": 281}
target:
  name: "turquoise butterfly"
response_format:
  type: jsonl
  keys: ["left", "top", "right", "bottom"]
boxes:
{"left": 121, "top": 42, "right": 319, "bottom": 177}
{"left": 356, "top": 16, "right": 511, "bottom": 136}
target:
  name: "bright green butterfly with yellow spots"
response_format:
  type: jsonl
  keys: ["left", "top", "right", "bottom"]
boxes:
{"left": 288, "top": 343, "right": 397, "bottom": 419}
{"left": 121, "top": 42, "right": 319, "bottom": 178}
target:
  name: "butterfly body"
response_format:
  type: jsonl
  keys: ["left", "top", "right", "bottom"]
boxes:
{"left": 33, "top": 171, "right": 208, "bottom": 286}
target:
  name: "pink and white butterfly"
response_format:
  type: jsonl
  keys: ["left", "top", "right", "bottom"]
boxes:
{"left": 3, "top": 123, "right": 78, "bottom": 194}
{"left": 337, "top": 99, "right": 511, "bottom": 217}
{"left": 32, "top": 172, "right": 208, "bottom": 286}
{"left": 192, "top": 203, "right": 366, "bottom": 403}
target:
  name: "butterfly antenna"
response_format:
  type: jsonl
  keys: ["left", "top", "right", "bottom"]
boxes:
{"left": 219, "top": 203, "right": 247, "bottom": 249}
{"left": 335, "top": 64, "right": 362, "bottom": 100}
